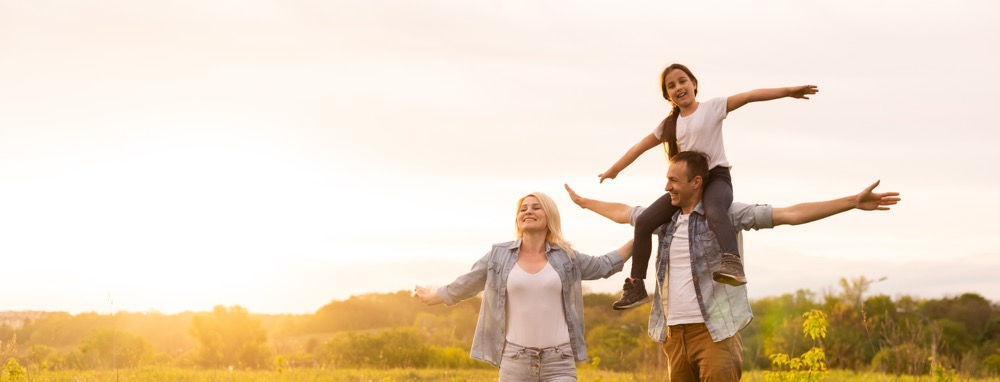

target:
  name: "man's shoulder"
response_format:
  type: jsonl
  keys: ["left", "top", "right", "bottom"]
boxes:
{"left": 728, "top": 202, "right": 755, "bottom": 212}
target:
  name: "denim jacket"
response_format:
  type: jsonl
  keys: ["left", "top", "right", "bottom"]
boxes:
{"left": 629, "top": 202, "right": 773, "bottom": 343}
{"left": 436, "top": 239, "right": 624, "bottom": 367}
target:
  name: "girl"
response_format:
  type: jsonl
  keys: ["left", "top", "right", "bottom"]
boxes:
{"left": 600, "top": 63, "right": 817, "bottom": 310}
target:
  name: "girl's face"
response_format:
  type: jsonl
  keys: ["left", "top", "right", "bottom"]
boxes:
{"left": 663, "top": 68, "right": 698, "bottom": 108}
{"left": 517, "top": 196, "right": 548, "bottom": 233}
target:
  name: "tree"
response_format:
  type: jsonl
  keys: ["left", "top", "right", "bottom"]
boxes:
{"left": 821, "top": 276, "right": 885, "bottom": 369}
{"left": 746, "top": 290, "right": 820, "bottom": 369}
{"left": 582, "top": 305, "right": 652, "bottom": 372}
{"left": 320, "top": 327, "right": 430, "bottom": 368}
{"left": 76, "top": 328, "right": 153, "bottom": 368}
{"left": 310, "top": 291, "right": 458, "bottom": 334}
{"left": 189, "top": 305, "right": 272, "bottom": 369}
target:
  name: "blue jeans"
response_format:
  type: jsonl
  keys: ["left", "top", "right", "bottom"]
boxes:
{"left": 498, "top": 342, "right": 576, "bottom": 382}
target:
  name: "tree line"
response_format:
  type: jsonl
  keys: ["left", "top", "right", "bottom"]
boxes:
{"left": 1, "top": 276, "right": 999, "bottom": 377}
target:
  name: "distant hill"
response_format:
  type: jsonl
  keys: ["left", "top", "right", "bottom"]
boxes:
{"left": 0, "top": 311, "right": 65, "bottom": 329}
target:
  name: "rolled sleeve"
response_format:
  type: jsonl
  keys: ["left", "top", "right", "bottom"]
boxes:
{"left": 729, "top": 202, "right": 774, "bottom": 231}
{"left": 575, "top": 250, "right": 625, "bottom": 280}
{"left": 437, "top": 285, "right": 458, "bottom": 307}
{"left": 628, "top": 206, "right": 645, "bottom": 227}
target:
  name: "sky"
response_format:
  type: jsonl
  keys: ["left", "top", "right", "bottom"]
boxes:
{"left": 1, "top": 0, "right": 998, "bottom": 315}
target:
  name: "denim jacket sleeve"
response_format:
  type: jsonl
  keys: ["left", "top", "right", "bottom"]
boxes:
{"left": 436, "top": 250, "right": 491, "bottom": 307}
{"left": 628, "top": 206, "right": 645, "bottom": 227}
{"left": 572, "top": 250, "right": 625, "bottom": 280}
{"left": 729, "top": 202, "right": 774, "bottom": 231}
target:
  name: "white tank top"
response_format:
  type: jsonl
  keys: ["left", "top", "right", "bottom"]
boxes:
{"left": 505, "top": 261, "right": 570, "bottom": 347}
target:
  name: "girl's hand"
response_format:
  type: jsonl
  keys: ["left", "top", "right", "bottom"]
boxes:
{"left": 598, "top": 169, "right": 619, "bottom": 183}
{"left": 790, "top": 85, "right": 819, "bottom": 99}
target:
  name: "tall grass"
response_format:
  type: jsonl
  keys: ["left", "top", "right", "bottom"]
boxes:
{"left": 12, "top": 368, "right": 998, "bottom": 382}
{"left": 7, "top": 367, "right": 644, "bottom": 382}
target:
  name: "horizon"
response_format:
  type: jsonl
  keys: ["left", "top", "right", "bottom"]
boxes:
{"left": 2, "top": 1, "right": 998, "bottom": 315}
{"left": 1, "top": 284, "right": 994, "bottom": 317}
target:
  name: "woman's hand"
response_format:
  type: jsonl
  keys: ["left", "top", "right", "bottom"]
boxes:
{"left": 413, "top": 285, "right": 442, "bottom": 306}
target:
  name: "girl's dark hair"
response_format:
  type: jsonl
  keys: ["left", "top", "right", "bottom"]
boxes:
{"left": 658, "top": 64, "right": 699, "bottom": 160}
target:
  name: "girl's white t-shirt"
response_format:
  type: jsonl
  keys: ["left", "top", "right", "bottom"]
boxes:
{"left": 505, "top": 261, "right": 570, "bottom": 347}
{"left": 652, "top": 97, "right": 731, "bottom": 169}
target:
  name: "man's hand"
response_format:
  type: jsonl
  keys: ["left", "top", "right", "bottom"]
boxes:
{"left": 565, "top": 183, "right": 587, "bottom": 209}
{"left": 564, "top": 183, "right": 632, "bottom": 224}
{"left": 855, "top": 180, "right": 901, "bottom": 211}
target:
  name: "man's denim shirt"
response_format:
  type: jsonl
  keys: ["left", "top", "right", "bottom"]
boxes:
{"left": 436, "top": 239, "right": 624, "bottom": 367}
{"left": 629, "top": 202, "right": 773, "bottom": 343}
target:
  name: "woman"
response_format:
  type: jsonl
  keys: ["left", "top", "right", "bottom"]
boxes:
{"left": 414, "top": 191, "right": 632, "bottom": 381}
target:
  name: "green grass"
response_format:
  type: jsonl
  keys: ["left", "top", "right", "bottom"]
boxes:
{"left": 13, "top": 367, "right": 642, "bottom": 382}
{"left": 743, "top": 369, "right": 1000, "bottom": 381}
{"left": 14, "top": 368, "right": 999, "bottom": 381}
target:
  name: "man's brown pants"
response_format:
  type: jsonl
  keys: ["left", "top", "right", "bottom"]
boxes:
{"left": 661, "top": 323, "right": 742, "bottom": 382}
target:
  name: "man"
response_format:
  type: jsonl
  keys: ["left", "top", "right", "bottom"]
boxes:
{"left": 565, "top": 151, "right": 900, "bottom": 381}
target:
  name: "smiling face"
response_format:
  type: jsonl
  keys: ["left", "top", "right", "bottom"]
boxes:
{"left": 664, "top": 159, "right": 703, "bottom": 213}
{"left": 663, "top": 68, "right": 698, "bottom": 109}
{"left": 517, "top": 196, "right": 548, "bottom": 234}
{"left": 514, "top": 192, "right": 572, "bottom": 252}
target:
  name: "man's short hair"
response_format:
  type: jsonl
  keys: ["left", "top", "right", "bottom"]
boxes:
{"left": 670, "top": 151, "right": 709, "bottom": 181}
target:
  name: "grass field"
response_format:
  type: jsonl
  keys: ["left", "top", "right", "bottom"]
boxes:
{"left": 11, "top": 367, "right": 997, "bottom": 381}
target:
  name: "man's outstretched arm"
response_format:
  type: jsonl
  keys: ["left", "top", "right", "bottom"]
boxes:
{"left": 564, "top": 184, "right": 632, "bottom": 224}
{"left": 771, "top": 180, "right": 901, "bottom": 226}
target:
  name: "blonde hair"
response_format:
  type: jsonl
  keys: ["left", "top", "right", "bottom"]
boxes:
{"left": 515, "top": 192, "right": 574, "bottom": 256}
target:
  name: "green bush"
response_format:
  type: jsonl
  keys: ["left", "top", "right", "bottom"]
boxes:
{"left": 1, "top": 358, "right": 26, "bottom": 382}
{"left": 870, "top": 343, "right": 928, "bottom": 376}
{"left": 765, "top": 310, "right": 830, "bottom": 382}
{"left": 320, "top": 327, "right": 430, "bottom": 369}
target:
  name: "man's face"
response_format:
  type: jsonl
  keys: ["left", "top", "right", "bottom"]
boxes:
{"left": 665, "top": 160, "right": 700, "bottom": 209}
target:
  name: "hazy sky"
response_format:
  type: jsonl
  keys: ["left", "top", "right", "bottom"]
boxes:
{"left": 2, "top": 0, "right": 998, "bottom": 314}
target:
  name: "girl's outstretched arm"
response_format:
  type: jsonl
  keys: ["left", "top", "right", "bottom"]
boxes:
{"left": 726, "top": 85, "right": 818, "bottom": 113}
{"left": 599, "top": 133, "right": 660, "bottom": 183}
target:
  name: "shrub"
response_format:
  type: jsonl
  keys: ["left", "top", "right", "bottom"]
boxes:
{"left": 765, "top": 310, "right": 830, "bottom": 382}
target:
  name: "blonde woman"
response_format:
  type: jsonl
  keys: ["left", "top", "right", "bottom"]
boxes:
{"left": 414, "top": 191, "right": 632, "bottom": 382}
